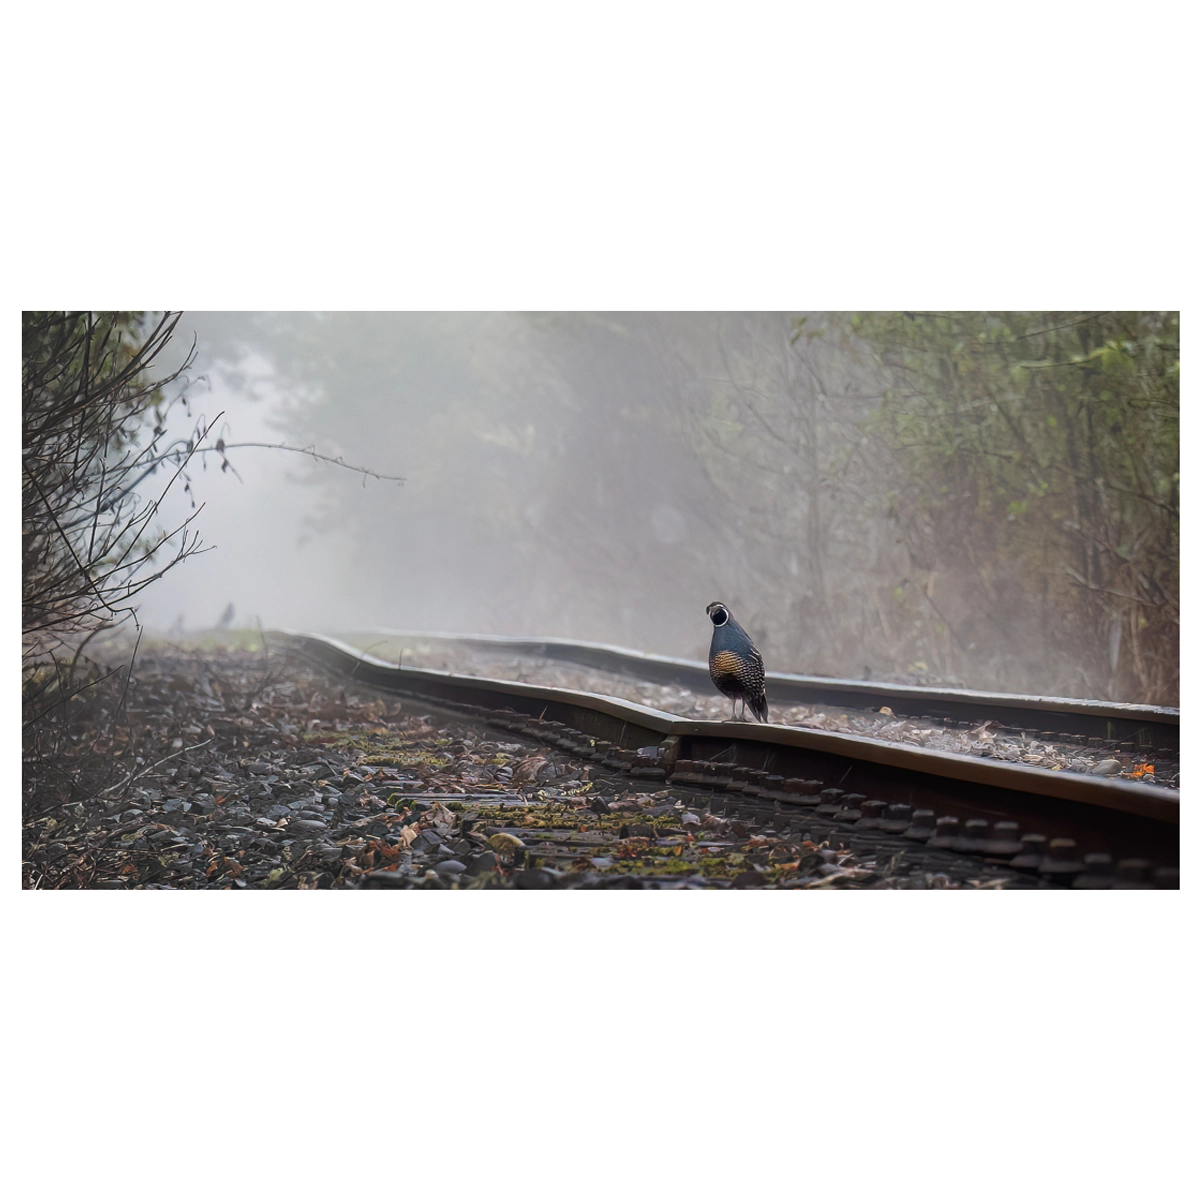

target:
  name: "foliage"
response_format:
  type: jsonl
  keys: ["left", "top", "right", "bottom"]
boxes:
{"left": 22, "top": 312, "right": 213, "bottom": 657}
{"left": 841, "top": 311, "right": 1178, "bottom": 702}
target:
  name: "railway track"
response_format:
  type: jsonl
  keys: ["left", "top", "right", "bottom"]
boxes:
{"left": 350, "top": 628, "right": 1179, "bottom": 753}
{"left": 279, "top": 632, "right": 1180, "bottom": 888}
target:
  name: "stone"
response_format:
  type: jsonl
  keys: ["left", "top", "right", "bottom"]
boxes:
{"left": 733, "top": 868, "right": 766, "bottom": 887}
{"left": 360, "top": 869, "right": 411, "bottom": 889}
{"left": 515, "top": 867, "right": 561, "bottom": 889}
{"left": 466, "top": 851, "right": 500, "bottom": 875}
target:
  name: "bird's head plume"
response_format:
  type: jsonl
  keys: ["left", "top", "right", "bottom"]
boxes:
{"left": 706, "top": 601, "right": 730, "bottom": 627}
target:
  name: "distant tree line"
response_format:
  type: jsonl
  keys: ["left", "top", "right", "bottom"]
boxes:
{"left": 193, "top": 311, "right": 1178, "bottom": 704}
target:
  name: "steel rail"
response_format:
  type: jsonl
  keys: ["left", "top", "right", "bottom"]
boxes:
{"left": 348, "top": 627, "right": 1179, "bottom": 750}
{"left": 278, "top": 632, "right": 1179, "bottom": 874}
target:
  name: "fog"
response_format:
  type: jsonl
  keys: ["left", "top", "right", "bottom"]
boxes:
{"left": 137, "top": 312, "right": 1179, "bottom": 705}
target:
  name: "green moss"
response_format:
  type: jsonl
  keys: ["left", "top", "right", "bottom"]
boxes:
{"left": 307, "top": 727, "right": 457, "bottom": 770}
{"left": 360, "top": 750, "right": 443, "bottom": 767}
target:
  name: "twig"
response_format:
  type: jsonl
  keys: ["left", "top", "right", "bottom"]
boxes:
{"left": 20, "top": 665, "right": 124, "bottom": 731}
{"left": 98, "top": 736, "right": 215, "bottom": 799}
{"left": 189, "top": 440, "right": 405, "bottom": 483}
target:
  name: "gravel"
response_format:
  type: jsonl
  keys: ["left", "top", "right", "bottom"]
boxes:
{"left": 22, "top": 638, "right": 1172, "bottom": 890}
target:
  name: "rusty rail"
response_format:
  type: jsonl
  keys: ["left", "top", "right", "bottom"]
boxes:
{"left": 349, "top": 627, "right": 1179, "bottom": 751}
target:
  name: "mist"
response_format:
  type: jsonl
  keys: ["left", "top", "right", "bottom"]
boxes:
{"left": 137, "top": 312, "right": 1179, "bottom": 705}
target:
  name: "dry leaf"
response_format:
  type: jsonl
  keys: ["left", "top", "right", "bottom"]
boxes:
{"left": 512, "top": 756, "right": 548, "bottom": 783}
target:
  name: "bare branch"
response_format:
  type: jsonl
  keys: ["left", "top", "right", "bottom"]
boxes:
{"left": 190, "top": 439, "right": 405, "bottom": 483}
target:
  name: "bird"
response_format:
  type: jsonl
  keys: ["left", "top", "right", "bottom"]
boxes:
{"left": 705, "top": 601, "right": 769, "bottom": 723}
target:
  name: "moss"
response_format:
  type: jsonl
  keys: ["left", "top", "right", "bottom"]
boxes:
{"left": 360, "top": 751, "right": 443, "bottom": 767}
{"left": 597, "top": 856, "right": 697, "bottom": 879}
{"left": 307, "top": 727, "right": 458, "bottom": 770}
{"left": 696, "top": 855, "right": 741, "bottom": 878}
{"left": 396, "top": 790, "right": 778, "bottom": 885}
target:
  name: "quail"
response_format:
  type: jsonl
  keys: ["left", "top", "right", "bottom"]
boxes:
{"left": 706, "top": 601, "right": 769, "bottom": 723}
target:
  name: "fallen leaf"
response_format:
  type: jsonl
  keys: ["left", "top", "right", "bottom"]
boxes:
{"left": 512, "top": 756, "right": 548, "bottom": 783}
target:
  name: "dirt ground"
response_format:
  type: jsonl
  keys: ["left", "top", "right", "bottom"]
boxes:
{"left": 22, "top": 636, "right": 1052, "bottom": 889}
